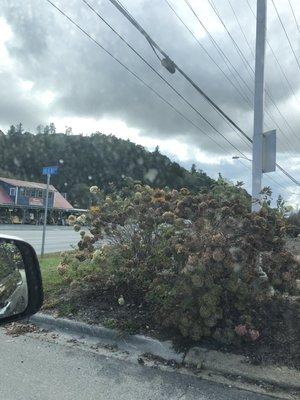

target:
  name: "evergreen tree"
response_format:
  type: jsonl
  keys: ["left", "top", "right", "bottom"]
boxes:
{"left": 16, "top": 123, "right": 23, "bottom": 134}
{"left": 36, "top": 124, "right": 44, "bottom": 134}
{"left": 0, "top": 127, "right": 214, "bottom": 207}
{"left": 7, "top": 125, "right": 16, "bottom": 135}
{"left": 191, "top": 163, "right": 197, "bottom": 174}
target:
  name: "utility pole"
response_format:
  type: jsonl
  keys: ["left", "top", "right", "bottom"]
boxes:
{"left": 252, "top": 0, "right": 267, "bottom": 212}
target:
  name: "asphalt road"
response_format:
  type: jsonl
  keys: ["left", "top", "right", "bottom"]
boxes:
{"left": 0, "top": 224, "right": 80, "bottom": 254}
{"left": 0, "top": 329, "right": 274, "bottom": 400}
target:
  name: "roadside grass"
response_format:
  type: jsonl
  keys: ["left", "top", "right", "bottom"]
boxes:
{"left": 39, "top": 253, "right": 69, "bottom": 312}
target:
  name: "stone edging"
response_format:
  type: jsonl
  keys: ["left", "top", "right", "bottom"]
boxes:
{"left": 29, "top": 313, "right": 300, "bottom": 394}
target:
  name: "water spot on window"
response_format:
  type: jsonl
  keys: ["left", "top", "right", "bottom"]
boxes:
{"left": 14, "top": 157, "right": 20, "bottom": 167}
{"left": 144, "top": 168, "right": 158, "bottom": 183}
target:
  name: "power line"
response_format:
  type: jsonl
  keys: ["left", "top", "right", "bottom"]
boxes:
{"left": 61, "top": 3, "right": 296, "bottom": 196}
{"left": 246, "top": 0, "right": 300, "bottom": 106}
{"left": 244, "top": 1, "right": 300, "bottom": 150}
{"left": 162, "top": 0, "right": 252, "bottom": 150}
{"left": 184, "top": 0, "right": 297, "bottom": 157}
{"left": 168, "top": 0, "right": 299, "bottom": 159}
{"left": 227, "top": 0, "right": 254, "bottom": 58}
{"left": 245, "top": 0, "right": 300, "bottom": 156}
{"left": 271, "top": 0, "right": 300, "bottom": 72}
{"left": 107, "top": 0, "right": 300, "bottom": 186}
{"left": 288, "top": 0, "right": 300, "bottom": 33}
{"left": 44, "top": 0, "right": 249, "bottom": 167}
{"left": 81, "top": 0, "right": 250, "bottom": 156}
{"left": 182, "top": 0, "right": 254, "bottom": 104}
{"left": 207, "top": 0, "right": 254, "bottom": 82}
{"left": 46, "top": 0, "right": 299, "bottom": 190}
{"left": 97, "top": 0, "right": 256, "bottom": 151}
{"left": 162, "top": 0, "right": 251, "bottom": 108}
{"left": 207, "top": 0, "right": 300, "bottom": 153}
{"left": 264, "top": 173, "right": 299, "bottom": 196}
{"left": 184, "top": 0, "right": 298, "bottom": 158}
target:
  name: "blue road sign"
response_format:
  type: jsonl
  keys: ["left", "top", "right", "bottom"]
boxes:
{"left": 42, "top": 166, "right": 58, "bottom": 175}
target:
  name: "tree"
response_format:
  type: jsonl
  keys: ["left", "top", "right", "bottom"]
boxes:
{"left": 69, "top": 183, "right": 91, "bottom": 209}
{"left": 7, "top": 125, "right": 16, "bottom": 135}
{"left": 65, "top": 126, "right": 72, "bottom": 135}
{"left": 16, "top": 123, "right": 23, "bottom": 134}
{"left": 36, "top": 124, "right": 44, "bottom": 134}
{"left": 49, "top": 122, "right": 56, "bottom": 134}
{"left": 0, "top": 127, "right": 214, "bottom": 208}
{"left": 276, "top": 194, "right": 293, "bottom": 217}
{"left": 43, "top": 125, "right": 50, "bottom": 135}
{"left": 190, "top": 163, "right": 197, "bottom": 174}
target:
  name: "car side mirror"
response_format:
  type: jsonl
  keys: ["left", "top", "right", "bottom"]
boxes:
{"left": 0, "top": 235, "right": 43, "bottom": 325}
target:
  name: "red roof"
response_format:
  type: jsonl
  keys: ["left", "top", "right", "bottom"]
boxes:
{"left": 0, "top": 177, "right": 73, "bottom": 210}
{"left": 53, "top": 192, "right": 73, "bottom": 210}
{"left": 0, "top": 177, "right": 56, "bottom": 191}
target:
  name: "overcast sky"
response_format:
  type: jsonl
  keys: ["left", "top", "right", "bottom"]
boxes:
{"left": 0, "top": 0, "right": 299, "bottom": 207}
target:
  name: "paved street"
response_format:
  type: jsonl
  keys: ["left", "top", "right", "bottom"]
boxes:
{"left": 0, "top": 225, "right": 80, "bottom": 254}
{"left": 0, "top": 329, "right": 274, "bottom": 400}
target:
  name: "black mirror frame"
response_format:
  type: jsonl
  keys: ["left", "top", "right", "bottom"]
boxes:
{"left": 0, "top": 236, "right": 43, "bottom": 325}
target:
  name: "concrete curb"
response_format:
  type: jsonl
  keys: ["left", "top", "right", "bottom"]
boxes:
{"left": 185, "top": 347, "right": 300, "bottom": 392}
{"left": 29, "top": 313, "right": 300, "bottom": 394}
{"left": 29, "top": 313, "right": 183, "bottom": 363}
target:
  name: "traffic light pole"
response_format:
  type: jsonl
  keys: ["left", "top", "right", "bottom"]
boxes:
{"left": 41, "top": 173, "right": 50, "bottom": 257}
{"left": 252, "top": 0, "right": 267, "bottom": 212}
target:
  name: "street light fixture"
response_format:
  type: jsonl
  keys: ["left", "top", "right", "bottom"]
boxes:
{"left": 232, "top": 156, "right": 252, "bottom": 162}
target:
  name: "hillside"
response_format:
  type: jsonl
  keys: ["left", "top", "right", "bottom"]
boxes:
{"left": 0, "top": 129, "right": 214, "bottom": 208}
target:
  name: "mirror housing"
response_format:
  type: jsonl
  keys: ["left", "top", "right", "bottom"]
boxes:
{"left": 0, "top": 235, "right": 43, "bottom": 325}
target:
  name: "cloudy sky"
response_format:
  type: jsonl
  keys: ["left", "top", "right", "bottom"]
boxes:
{"left": 1, "top": 0, "right": 300, "bottom": 207}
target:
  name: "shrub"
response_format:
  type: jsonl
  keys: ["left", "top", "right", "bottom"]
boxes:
{"left": 61, "top": 180, "right": 300, "bottom": 344}
{"left": 287, "top": 211, "right": 300, "bottom": 237}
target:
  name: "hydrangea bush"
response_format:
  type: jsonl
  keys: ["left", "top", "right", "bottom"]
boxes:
{"left": 62, "top": 179, "right": 300, "bottom": 345}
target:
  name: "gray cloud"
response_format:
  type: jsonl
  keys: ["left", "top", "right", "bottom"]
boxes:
{"left": 0, "top": 0, "right": 299, "bottom": 196}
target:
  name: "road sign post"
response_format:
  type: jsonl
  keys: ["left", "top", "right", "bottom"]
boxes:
{"left": 41, "top": 166, "right": 58, "bottom": 257}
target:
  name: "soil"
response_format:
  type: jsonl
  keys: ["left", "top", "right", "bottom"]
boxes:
{"left": 5, "top": 322, "right": 41, "bottom": 337}
{"left": 42, "top": 287, "right": 299, "bottom": 371}
{"left": 41, "top": 235, "right": 300, "bottom": 370}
